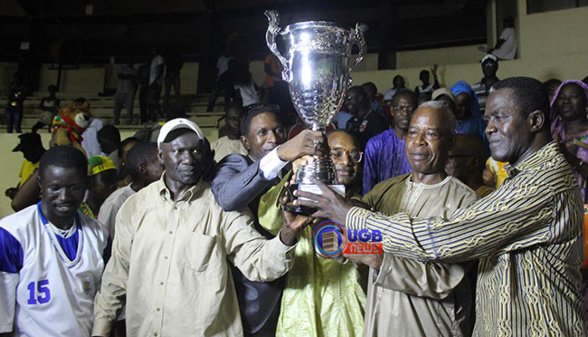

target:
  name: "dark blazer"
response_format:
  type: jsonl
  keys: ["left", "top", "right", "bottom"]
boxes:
{"left": 211, "top": 153, "right": 286, "bottom": 336}
{"left": 212, "top": 153, "right": 277, "bottom": 216}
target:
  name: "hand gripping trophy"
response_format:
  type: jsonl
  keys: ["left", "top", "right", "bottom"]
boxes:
{"left": 265, "top": 9, "right": 367, "bottom": 213}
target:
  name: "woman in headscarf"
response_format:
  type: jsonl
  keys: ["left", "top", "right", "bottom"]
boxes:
{"left": 550, "top": 79, "right": 588, "bottom": 319}
{"left": 550, "top": 80, "right": 588, "bottom": 201}
{"left": 450, "top": 81, "right": 485, "bottom": 136}
{"left": 450, "top": 81, "right": 489, "bottom": 153}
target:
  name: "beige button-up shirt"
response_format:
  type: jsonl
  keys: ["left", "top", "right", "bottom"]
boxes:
{"left": 93, "top": 176, "right": 295, "bottom": 337}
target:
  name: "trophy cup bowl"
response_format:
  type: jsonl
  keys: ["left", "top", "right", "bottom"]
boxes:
{"left": 265, "top": 9, "right": 367, "bottom": 214}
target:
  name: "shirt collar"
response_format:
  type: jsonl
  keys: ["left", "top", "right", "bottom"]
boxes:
{"left": 504, "top": 142, "right": 559, "bottom": 179}
{"left": 155, "top": 172, "right": 204, "bottom": 203}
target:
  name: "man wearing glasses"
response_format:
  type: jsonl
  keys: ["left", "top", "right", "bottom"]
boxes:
{"left": 211, "top": 104, "right": 325, "bottom": 336}
{"left": 363, "top": 89, "right": 417, "bottom": 194}
{"left": 327, "top": 130, "right": 364, "bottom": 198}
{"left": 251, "top": 129, "right": 367, "bottom": 336}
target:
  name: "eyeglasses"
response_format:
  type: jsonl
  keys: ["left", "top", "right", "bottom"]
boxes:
{"left": 330, "top": 148, "right": 363, "bottom": 163}
{"left": 392, "top": 106, "right": 415, "bottom": 113}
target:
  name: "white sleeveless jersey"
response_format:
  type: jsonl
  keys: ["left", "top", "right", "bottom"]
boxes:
{"left": 0, "top": 203, "right": 107, "bottom": 336}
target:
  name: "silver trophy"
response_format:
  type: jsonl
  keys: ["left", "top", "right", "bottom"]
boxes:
{"left": 265, "top": 9, "right": 367, "bottom": 213}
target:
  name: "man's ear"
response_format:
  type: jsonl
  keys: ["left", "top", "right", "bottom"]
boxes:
{"left": 528, "top": 110, "right": 545, "bottom": 133}
{"left": 139, "top": 162, "right": 148, "bottom": 176}
{"left": 241, "top": 136, "right": 251, "bottom": 150}
{"left": 157, "top": 148, "right": 164, "bottom": 165}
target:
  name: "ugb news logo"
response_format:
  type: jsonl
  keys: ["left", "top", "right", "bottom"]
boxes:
{"left": 312, "top": 221, "right": 382, "bottom": 259}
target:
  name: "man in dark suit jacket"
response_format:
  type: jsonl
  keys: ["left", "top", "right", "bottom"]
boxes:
{"left": 211, "top": 104, "right": 325, "bottom": 336}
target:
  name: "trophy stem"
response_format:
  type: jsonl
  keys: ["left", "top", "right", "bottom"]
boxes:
{"left": 310, "top": 123, "right": 323, "bottom": 132}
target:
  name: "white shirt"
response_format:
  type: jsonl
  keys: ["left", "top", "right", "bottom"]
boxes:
{"left": 97, "top": 185, "right": 136, "bottom": 239}
{"left": 492, "top": 27, "right": 517, "bottom": 60}
{"left": 81, "top": 118, "right": 105, "bottom": 158}
{"left": 149, "top": 55, "right": 165, "bottom": 85}
{"left": 0, "top": 204, "right": 107, "bottom": 336}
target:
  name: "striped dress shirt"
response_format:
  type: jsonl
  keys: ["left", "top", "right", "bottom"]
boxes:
{"left": 347, "top": 142, "right": 587, "bottom": 336}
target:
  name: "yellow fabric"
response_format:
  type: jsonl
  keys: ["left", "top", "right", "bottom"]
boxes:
{"left": 485, "top": 157, "right": 507, "bottom": 188}
{"left": 88, "top": 155, "right": 116, "bottom": 176}
{"left": 19, "top": 160, "right": 38, "bottom": 186}
{"left": 258, "top": 173, "right": 366, "bottom": 337}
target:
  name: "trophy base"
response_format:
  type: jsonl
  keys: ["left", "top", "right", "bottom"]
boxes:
{"left": 282, "top": 183, "right": 345, "bottom": 216}
{"left": 281, "top": 203, "right": 317, "bottom": 215}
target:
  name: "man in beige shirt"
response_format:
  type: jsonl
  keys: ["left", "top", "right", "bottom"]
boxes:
{"left": 348, "top": 101, "right": 479, "bottom": 336}
{"left": 93, "top": 118, "right": 307, "bottom": 337}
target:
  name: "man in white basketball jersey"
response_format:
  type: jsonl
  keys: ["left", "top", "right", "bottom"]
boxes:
{"left": 0, "top": 146, "right": 107, "bottom": 336}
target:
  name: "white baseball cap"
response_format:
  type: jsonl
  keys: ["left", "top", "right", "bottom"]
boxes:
{"left": 157, "top": 118, "right": 205, "bottom": 148}
{"left": 481, "top": 54, "right": 498, "bottom": 64}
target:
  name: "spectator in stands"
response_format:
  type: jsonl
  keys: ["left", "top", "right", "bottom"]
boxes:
{"left": 5, "top": 73, "right": 27, "bottom": 133}
{"left": 5, "top": 133, "right": 45, "bottom": 201}
{"left": 255, "top": 129, "right": 366, "bottom": 336}
{"left": 414, "top": 64, "right": 439, "bottom": 96}
{"left": 363, "top": 89, "right": 416, "bottom": 194}
{"left": 488, "top": 16, "right": 517, "bottom": 60}
{"left": 543, "top": 78, "right": 562, "bottom": 102}
{"left": 81, "top": 117, "right": 105, "bottom": 158}
{"left": 432, "top": 88, "right": 457, "bottom": 113}
{"left": 211, "top": 103, "right": 247, "bottom": 162}
{"left": 345, "top": 86, "right": 388, "bottom": 149}
{"left": 113, "top": 137, "right": 141, "bottom": 188}
{"left": 550, "top": 80, "right": 588, "bottom": 202}
{"left": 137, "top": 60, "right": 150, "bottom": 124}
{"left": 332, "top": 108, "right": 354, "bottom": 130}
{"left": 450, "top": 81, "right": 487, "bottom": 142}
{"left": 297, "top": 77, "right": 587, "bottom": 336}
{"left": 32, "top": 85, "right": 60, "bottom": 133}
{"left": 343, "top": 101, "right": 478, "bottom": 337}
{"left": 211, "top": 104, "right": 325, "bottom": 336}
{"left": 382, "top": 75, "right": 406, "bottom": 102}
{"left": 446, "top": 134, "right": 494, "bottom": 198}
{"left": 79, "top": 155, "right": 118, "bottom": 219}
{"left": 164, "top": 48, "right": 183, "bottom": 106}
{"left": 207, "top": 50, "right": 235, "bottom": 112}
{"left": 97, "top": 125, "right": 121, "bottom": 158}
{"left": 550, "top": 79, "right": 588, "bottom": 320}
{"left": 147, "top": 46, "right": 165, "bottom": 121}
{"left": 113, "top": 62, "right": 137, "bottom": 125}
{"left": 98, "top": 142, "right": 163, "bottom": 241}
{"left": 361, "top": 82, "right": 386, "bottom": 123}
{"left": 471, "top": 54, "right": 500, "bottom": 114}
{"left": 225, "top": 60, "right": 260, "bottom": 109}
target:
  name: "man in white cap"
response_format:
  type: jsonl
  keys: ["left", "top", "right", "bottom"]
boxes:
{"left": 92, "top": 118, "right": 308, "bottom": 337}
{"left": 471, "top": 54, "right": 500, "bottom": 113}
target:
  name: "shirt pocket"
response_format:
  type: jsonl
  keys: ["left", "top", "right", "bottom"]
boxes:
{"left": 181, "top": 233, "right": 218, "bottom": 272}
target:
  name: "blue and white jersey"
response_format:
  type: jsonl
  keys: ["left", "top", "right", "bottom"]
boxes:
{"left": 0, "top": 203, "right": 107, "bottom": 337}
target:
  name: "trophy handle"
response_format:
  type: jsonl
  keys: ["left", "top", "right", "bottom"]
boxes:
{"left": 349, "top": 23, "right": 368, "bottom": 73}
{"left": 265, "top": 10, "right": 291, "bottom": 82}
